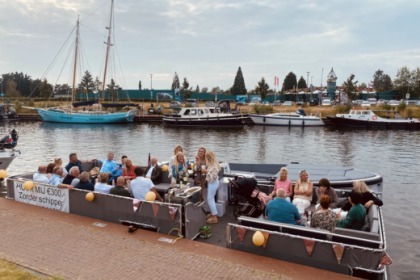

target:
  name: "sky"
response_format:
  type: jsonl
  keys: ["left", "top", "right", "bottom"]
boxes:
{"left": 1, "top": 0, "right": 420, "bottom": 92}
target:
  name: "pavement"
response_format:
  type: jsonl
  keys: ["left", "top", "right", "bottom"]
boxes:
{"left": 0, "top": 198, "right": 354, "bottom": 280}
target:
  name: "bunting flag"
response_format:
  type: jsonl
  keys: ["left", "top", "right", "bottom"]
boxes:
{"left": 332, "top": 243, "right": 345, "bottom": 264}
{"left": 262, "top": 231, "right": 270, "bottom": 248}
{"left": 168, "top": 206, "right": 178, "bottom": 221}
{"left": 378, "top": 252, "right": 393, "bottom": 269}
{"left": 303, "top": 239, "right": 316, "bottom": 256}
{"left": 236, "top": 227, "right": 247, "bottom": 242}
{"left": 151, "top": 203, "right": 159, "bottom": 218}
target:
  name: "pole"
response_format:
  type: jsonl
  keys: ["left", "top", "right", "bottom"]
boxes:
{"left": 150, "top": 74, "right": 153, "bottom": 101}
{"left": 306, "top": 72, "right": 309, "bottom": 91}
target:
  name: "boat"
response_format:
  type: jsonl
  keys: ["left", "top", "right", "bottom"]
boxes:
{"left": 162, "top": 100, "right": 249, "bottom": 127}
{"left": 326, "top": 109, "right": 420, "bottom": 129}
{"left": 0, "top": 104, "right": 19, "bottom": 121}
{"left": 0, "top": 129, "right": 19, "bottom": 170}
{"left": 34, "top": 0, "right": 138, "bottom": 124}
{"left": 250, "top": 109, "right": 324, "bottom": 126}
{"left": 5, "top": 159, "right": 390, "bottom": 279}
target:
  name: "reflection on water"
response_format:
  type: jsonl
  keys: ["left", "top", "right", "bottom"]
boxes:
{"left": 2, "top": 121, "right": 420, "bottom": 279}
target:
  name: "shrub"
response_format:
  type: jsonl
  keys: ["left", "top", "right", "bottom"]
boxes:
{"left": 335, "top": 104, "right": 352, "bottom": 114}
{"left": 253, "top": 104, "right": 274, "bottom": 114}
{"left": 398, "top": 102, "right": 406, "bottom": 111}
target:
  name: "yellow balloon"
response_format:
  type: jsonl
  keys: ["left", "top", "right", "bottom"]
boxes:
{"left": 23, "top": 181, "right": 34, "bottom": 191}
{"left": 161, "top": 165, "right": 168, "bottom": 172}
{"left": 145, "top": 191, "right": 156, "bottom": 202}
{"left": 85, "top": 192, "right": 95, "bottom": 202}
{"left": 252, "top": 231, "right": 265, "bottom": 247}
{"left": 0, "top": 169, "right": 7, "bottom": 179}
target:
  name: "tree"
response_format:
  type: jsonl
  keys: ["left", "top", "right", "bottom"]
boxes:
{"left": 201, "top": 87, "right": 208, "bottom": 93}
{"left": 94, "top": 76, "right": 102, "bottom": 93}
{"left": 78, "top": 71, "right": 95, "bottom": 97}
{"left": 39, "top": 78, "right": 53, "bottom": 98}
{"left": 181, "top": 78, "right": 190, "bottom": 90}
{"left": 195, "top": 85, "right": 200, "bottom": 92}
{"left": 230, "top": 66, "right": 247, "bottom": 95}
{"left": 138, "top": 80, "right": 142, "bottom": 90}
{"left": 171, "top": 72, "right": 180, "bottom": 90}
{"left": 410, "top": 67, "right": 420, "bottom": 99}
{"left": 2, "top": 72, "right": 32, "bottom": 96}
{"left": 107, "top": 79, "right": 121, "bottom": 102}
{"left": 394, "top": 66, "right": 412, "bottom": 98}
{"left": 283, "top": 72, "right": 297, "bottom": 91}
{"left": 297, "top": 76, "right": 307, "bottom": 89}
{"left": 211, "top": 87, "right": 220, "bottom": 93}
{"left": 255, "top": 77, "right": 270, "bottom": 101}
{"left": 341, "top": 74, "right": 358, "bottom": 102}
{"left": 371, "top": 69, "right": 393, "bottom": 92}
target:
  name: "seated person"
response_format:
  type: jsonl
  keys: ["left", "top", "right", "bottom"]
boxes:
{"left": 46, "top": 163, "right": 56, "bottom": 178}
{"left": 171, "top": 151, "right": 188, "bottom": 185}
{"left": 122, "top": 159, "right": 137, "bottom": 180}
{"left": 94, "top": 173, "right": 112, "bottom": 194}
{"left": 337, "top": 191, "right": 366, "bottom": 230}
{"left": 270, "top": 167, "right": 292, "bottom": 201}
{"left": 292, "top": 170, "right": 313, "bottom": 215}
{"left": 75, "top": 171, "right": 94, "bottom": 191}
{"left": 342, "top": 180, "right": 383, "bottom": 213}
{"left": 65, "top": 152, "right": 83, "bottom": 173}
{"left": 129, "top": 167, "right": 162, "bottom": 202}
{"left": 144, "top": 157, "right": 162, "bottom": 185}
{"left": 315, "top": 178, "right": 339, "bottom": 209}
{"left": 54, "top": 157, "right": 68, "bottom": 176}
{"left": 62, "top": 166, "right": 81, "bottom": 187}
{"left": 265, "top": 188, "right": 303, "bottom": 225}
{"left": 48, "top": 166, "right": 64, "bottom": 187}
{"left": 310, "top": 195, "right": 338, "bottom": 232}
{"left": 110, "top": 176, "right": 132, "bottom": 198}
{"left": 33, "top": 165, "right": 49, "bottom": 183}
{"left": 100, "top": 152, "right": 121, "bottom": 183}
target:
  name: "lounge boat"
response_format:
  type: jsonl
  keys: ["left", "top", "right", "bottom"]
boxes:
{"left": 162, "top": 100, "right": 249, "bottom": 127}
{"left": 327, "top": 109, "right": 420, "bottom": 129}
{"left": 0, "top": 129, "right": 19, "bottom": 170}
{"left": 5, "top": 160, "right": 390, "bottom": 279}
{"left": 250, "top": 109, "right": 324, "bottom": 127}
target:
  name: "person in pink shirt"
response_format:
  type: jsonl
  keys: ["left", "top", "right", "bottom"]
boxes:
{"left": 270, "top": 167, "right": 293, "bottom": 202}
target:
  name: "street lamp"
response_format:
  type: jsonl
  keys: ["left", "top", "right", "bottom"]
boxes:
{"left": 150, "top": 74, "right": 153, "bottom": 101}
{"left": 306, "top": 72, "right": 310, "bottom": 91}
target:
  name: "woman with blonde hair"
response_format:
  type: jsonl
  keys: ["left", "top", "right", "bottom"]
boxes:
{"left": 270, "top": 167, "right": 292, "bottom": 201}
{"left": 202, "top": 150, "right": 220, "bottom": 224}
{"left": 169, "top": 145, "right": 185, "bottom": 179}
{"left": 54, "top": 157, "right": 68, "bottom": 176}
{"left": 171, "top": 151, "right": 188, "bottom": 185}
{"left": 292, "top": 170, "right": 313, "bottom": 215}
{"left": 342, "top": 180, "right": 383, "bottom": 212}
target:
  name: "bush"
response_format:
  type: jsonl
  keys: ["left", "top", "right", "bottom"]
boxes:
{"left": 407, "top": 108, "right": 413, "bottom": 118}
{"left": 253, "top": 104, "right": 274, "bottom": 114}
{"left": 398, "top": 102, "right": 406, "bottom": 111}
{"left": 382, "top": 104, "right": 391, "bottom": 111}
{"left": 335, "top": 104, "right": 352, "bottom": 114}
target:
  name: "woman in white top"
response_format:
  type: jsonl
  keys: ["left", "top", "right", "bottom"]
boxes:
{"left": 168, "top": 145, "right": 184, "bottom": 179}
{"left": 202, "top": 150, "right": 220, "bottom": 224}
{"left": 292, "top": 170, "right": 313, "bottom": 214}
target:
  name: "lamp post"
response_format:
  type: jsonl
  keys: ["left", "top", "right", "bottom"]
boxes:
{"left": 307, "top": 72, "right": 310, "bottom": 91}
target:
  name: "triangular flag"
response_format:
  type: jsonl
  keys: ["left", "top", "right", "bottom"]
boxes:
{"left": 303, "top": 239, "right": 316, "bottom": 256}
{"left": 332, "top": 243, "right": 345, "bottom": 264}
{"left": 151, "top": 203, "right": 159, "bottom": 218}
{"left": 168, "top": 206, "right": 178, "bottom": 221}
{"left": 262, "top": 232, "right": 270, "bottom": 248}
{"left": 236, "top": 227, "right": 247, "bottom": 242}
{"left": 378, "top": 252, "right": 393, "bottom": 269}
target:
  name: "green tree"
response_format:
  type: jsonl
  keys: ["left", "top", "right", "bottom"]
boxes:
{"left": 181, "top": 77, "right": 192, "bottom": 99}
{"left": 283, "top": 72, "right": 297, "bottom": 91}
{"left": 410, "top": 67, "right": 420, "bottom": 99}
{"left": 93, "top": 76, "right": 102, "bottom": 94}
{"left": 181, "top": 77, "right": 190, "bottom": 90}
{"left": 171, "top": 72, "right": 180, "bottom": 90}
{"left": 297, "top": 76, "right": 307, "bottom": 89}
{"left": 371, "top": 69, "right": 393, "bottom": 92}
{"left": 359, "top": 82, "right": 367, "bottom": 90}
{"left": 138, "top": 80, "right": 142, "bottom": 90}
{"left": 107, "top": 79, "right": 121, "bottom": 102}
{"left": 53, "top": 84, "right": 71, "bottom": 98}
{"left": 394, "top": 66, "right": 411, "bottom": 98}
{"left": 255, "top": 77, "right": 270, "bottom": 101}
{"left": 39, "top": 79, "right": 53, "bottom": 98}
{"left": 342, "top": 74, "right": 358, "bottom": 102}
{"left": 2, "top": 72, "right": 32, "bottom": 96}
{"left": 230, "top": 66, "right": 247, "bottom": 95}
{"left": 78, "top": 71, "right": 95, "bottom": 97}
{"left": 195, "top": 85, "right": 200, "bottom": 92}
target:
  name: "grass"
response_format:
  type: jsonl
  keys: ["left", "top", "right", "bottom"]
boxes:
{"left": 0, "top": 259, "right": 54, "bottom": 279}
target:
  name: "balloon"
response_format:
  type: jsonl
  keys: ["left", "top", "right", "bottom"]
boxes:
{"left": 85, "top": 192, "right": 95, "bottom": 202}
{"left": 145, "top": 191, "right": 156, "bottom": 202}
{"left": 23, "top": 181, "right": 34, "bottom": 191}
{"left": 0, "top": 169, "right": 7, "bottom": 179}
{"left": 252, "top": 231, "right": 265, "bottom": 247}
{"left": 161, "top": 165, "right": 168, "bottom": 172}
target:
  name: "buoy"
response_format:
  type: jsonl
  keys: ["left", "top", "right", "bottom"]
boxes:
{"left": 145, "top": 191, "right": 156, "bottom": 202}
{"left": 85, "top": 192, "right": 95, "bottom": 202}
{"left": 0, "top": 169, "right": 7, "bottom": 180}
{"left": 252, "top": 230, "right": 265, "bottom": 247}
{"left": 161, "top": 165, "right": 168, "bottom": 172}
{"left": 23, "top": 181, "right": 34, "bottom": 191}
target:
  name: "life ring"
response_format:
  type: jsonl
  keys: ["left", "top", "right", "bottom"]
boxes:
{"left": 372, "top": 115, "right": 377, "bottom": 121}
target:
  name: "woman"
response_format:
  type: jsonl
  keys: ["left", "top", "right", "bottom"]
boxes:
{"left": 202, "top": 151, "right": 220, "bottom": 224}
{"left": 315, "top": 178, "right": 338, "bottom": 209}
{"left": 270, "top": 167, "right": 292, "bottom": 201}
{"left": 46, "top": 163, "right": 56, "bottom": 178}
{"left": 171, "top": 152, "right": 188, "bottom": 186}
{"left": 310, "top": 195, "right": 338, "bottom": 232}
{"left": 193, "top": 147, "right": 207, "bottom": 201}
{"left": 54, "top": 157, "right": 68, "bottom": 176}
{"left": 342, "top": 180, "right": 383, "bottom": 212}
{"left": 168, "top": 145, "right": 185, "bottom": 179}
{"left": 337, "top": 191, "right": 366, "bottom": 230}
{"left": 122, "top": 159, "right": 137, "bottom": 180}
{"left": 292, "top": 170, "right": 313, "bottom": 215}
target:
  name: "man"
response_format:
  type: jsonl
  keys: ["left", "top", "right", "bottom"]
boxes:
{"left": 94, "top": 173, "right": 112, "bottom": 194}
{"left": 49, "top": 166, "right": 64, "bottom": 187}
{"left": 75, "top": 171, "right": 94, "bottom": 191}
{"left": 130, "top": 167, "right": 162, "bottom": 202}
{"left": 33, "top": 165, "right": 49, "bottom": 183}
{"left": 110, "top": 176, "right": 132, "bottom": 198}
{"left": 100, "top": 152, "right": 121, "bottom": 182}
{"left": 65, "top": 152, "right": 83, "bottom": 173}
{"left": 144, "top": 157, "right": 162, "bottom": 185}
{"left": 61, "top": 166, "right": 80, "bottom": 187}
{"left": 265, "top": 188, "right": 303, "bottom": 225}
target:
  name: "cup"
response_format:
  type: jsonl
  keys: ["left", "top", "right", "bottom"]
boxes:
{"left": 201, "top": 165, "right": 206, "bottom": 170}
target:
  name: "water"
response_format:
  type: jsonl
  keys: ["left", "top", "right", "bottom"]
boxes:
{"left": 3, "top": 121, "right": 420, "bottom": 279}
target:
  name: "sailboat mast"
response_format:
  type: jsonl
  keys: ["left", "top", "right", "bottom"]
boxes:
{"left": 71, "top": 16, "right": 80, "bottom": 105}
{"left": 101, "top": 0, "right": 114, "bottom": 102}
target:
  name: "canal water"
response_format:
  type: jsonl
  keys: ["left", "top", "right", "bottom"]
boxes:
{"left": 2, "top": 121, "right": 419, "bottom": 279}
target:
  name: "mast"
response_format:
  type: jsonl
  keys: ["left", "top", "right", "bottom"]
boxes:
{"left": 71, "top": 16, "right": 80, "bottom": 106}
{"left": 101, "top": 0, "right": 114, "bottom": 102}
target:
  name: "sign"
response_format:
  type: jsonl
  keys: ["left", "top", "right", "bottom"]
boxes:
{"left": 406, "top": 93, "right": 410, "bottom": 99}
{"left": 13, "top": 180, "right": 69, "bottom": 213}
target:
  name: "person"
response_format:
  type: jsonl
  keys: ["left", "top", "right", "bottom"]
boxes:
{"left": 310, "top": 195, "right": 338, "bottom": 232}
{"left": 100, "top": 152, "right": 121, "bottom": 183}
{"left": 61, "top": 166, "right": 80, "bottom": 187}
{"left": 75, "top": 171, "right": 94, "bottom": 191}
{"left": 122, "top": 159, "right": 137, "bottom": 180}
{"left": 33, "top": 165, "right": 49, "bottom": 183}
{"left": 54, "top": 157, "right": 68, "bottom": 176}
{"left": 342, "top": 180, "right": 383, "bottom": 213}
{"left": 94, "top": 173, "right": 112, "bottom": 194}
{"left": 171, "top": 152, "right": 188, "bottom": 186}
{"left": 193, "top": 147, "right": 207, "bottom": 188}
{"left": 110, "top": 176, "right": 132, "bottom": 198}
{"left": 48, "top": 166, "right": 64, "bottom": 187}
{"left": 130, "top": 167, "right": 163, "bottom": 202}
{"left": 65, "top": 152, "right": 83, "bottom": 173}
{"left": 202, "top": 151, "right": 220, "bottom": 224}
{"left": 46, "top": 163, "right": 55, "bottom": 178}
{"left": 292, "top": 170, "right": 313, "bottom": 215}
{"left": 270, "top": 167, "right": 293, "bottom": 201}
{"left": 337, "top": 191, "right": 366, "bottom": 230}
{"left": 168, "top": 145, "right": 184, "bottom": 179}
{"left": 315, "top": 178, "right": 339, "bottom": 209}
{"left": 144, "top": 157, "right": 162, "bottom": 185}
{"left": 265, "top": 188, "right": 303, "bottom": 225}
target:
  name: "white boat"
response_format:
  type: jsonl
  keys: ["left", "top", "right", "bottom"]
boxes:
{"left": 250, "top": 109, "right": 324, "bottom": 126}
{"left": 0, "top": 129, "right": 19, "bottom": 170}
{"left": 34, "top": 0, "right": 138, "bottom": 124}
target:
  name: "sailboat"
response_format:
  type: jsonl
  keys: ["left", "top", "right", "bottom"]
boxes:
{"left": 35, "top": 0, "right": 138, "bottom": 124}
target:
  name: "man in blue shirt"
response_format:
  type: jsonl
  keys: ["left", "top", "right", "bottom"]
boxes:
{"left": 49, "top": 166, "right": 64, "bottom": 187}
{"left": 100, "top": 152, "right": 121, "bottom": 183}
{"left": 265, "top": 189, "right": 303, "bottom": 225}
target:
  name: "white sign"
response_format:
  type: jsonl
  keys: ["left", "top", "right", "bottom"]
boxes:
{"left": 13, "top": 180, "right": 69, "bottom": 213}
{"left": 406, "top": 93, "right": 410, "bottom": 99}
